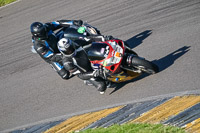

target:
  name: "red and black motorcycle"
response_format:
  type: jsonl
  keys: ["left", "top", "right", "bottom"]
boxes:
{"left": 87, "top": 39, "right": 159, "bottom": 83}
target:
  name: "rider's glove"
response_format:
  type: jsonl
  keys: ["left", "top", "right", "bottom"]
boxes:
{"left": 93, "top": 69, "right": 104, "bottom": 78}
{"left": 73, "top": 20, "right": 83, "bottom": 27}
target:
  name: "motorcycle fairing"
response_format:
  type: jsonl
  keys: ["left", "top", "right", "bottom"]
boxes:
{"left": 88, "top": 40, "right": 125, "bottom": 74}
{"left": 107, "top": 70, "right": 141, "bottom": 83}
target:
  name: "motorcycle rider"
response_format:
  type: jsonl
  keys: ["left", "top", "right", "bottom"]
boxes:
{"left": 57, "top": 38, "right": 107, "bottom": 94}
{"left": 31, "top": 19, "right": 114, "bottom": 81}
{"left": 30, "top": 20, "right": 85, "bottom": 79}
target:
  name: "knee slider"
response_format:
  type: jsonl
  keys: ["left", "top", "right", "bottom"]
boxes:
{"left": 58, "top": 68, "right": 70, "bottom": 79}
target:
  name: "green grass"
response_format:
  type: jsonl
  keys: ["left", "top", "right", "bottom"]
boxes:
{"left": 76, "top": 123, "right": 186, "bottom": 133}
{"left": 0, "top": 0, "right": 16, "bottom": 7}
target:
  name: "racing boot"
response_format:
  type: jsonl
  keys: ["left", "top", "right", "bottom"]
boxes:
{"left": 84, "top": 80, "right": 93, "bottom": 86}
{"left": 50, "top": 62, "right": 70, "bottom": 79}
{"left": 88, "top": 78, "right": 107, "bottom": 94}
{"left": 85, "top": 80, "right": 113, "bottom": 88}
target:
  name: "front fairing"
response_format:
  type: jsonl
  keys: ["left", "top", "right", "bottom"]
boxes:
{"left": 88, "top": 40, "right": 125, "bottom": 74}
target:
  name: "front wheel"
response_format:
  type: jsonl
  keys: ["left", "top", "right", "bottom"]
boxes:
{"left": 131, "top": 56, "right": 159, "bottom": 74}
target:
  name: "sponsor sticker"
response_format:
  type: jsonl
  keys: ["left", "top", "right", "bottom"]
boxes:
{"left": 77, "top": 27, "right": 86, "bottom": 34}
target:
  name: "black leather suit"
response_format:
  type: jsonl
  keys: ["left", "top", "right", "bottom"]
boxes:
{"left": 32, "top": 20, "right": 82, "bottom": 79}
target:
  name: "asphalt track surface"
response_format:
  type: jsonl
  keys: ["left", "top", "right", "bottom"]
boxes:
{"left": 0, "top": 0, "right": 200, "bottom": 131}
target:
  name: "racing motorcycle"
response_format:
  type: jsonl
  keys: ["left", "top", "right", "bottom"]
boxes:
{"left": 31, "top": 23, "right": 158, "bottom": 83}
{"left": 61, "top": 24, "right": 159, "bottom": 82}
{"left": 87, "top": 39, "right": 159, "bottom": 83}
{"left": 58, "top": 24, "right": 159, "bottom": 83}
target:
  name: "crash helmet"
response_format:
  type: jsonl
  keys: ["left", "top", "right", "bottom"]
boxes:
{"left": 57, "top": 38, "right": 76, "bottom": 56}
{"left": 30, "top": 22, "right": 48, "bottom": 39}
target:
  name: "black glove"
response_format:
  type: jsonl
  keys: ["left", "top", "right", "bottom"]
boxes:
{"left": 93, "top": 68, "right": 104, "bottom": 78}
{"left": 73, "top": 20, "right": 83, "bottom": 27}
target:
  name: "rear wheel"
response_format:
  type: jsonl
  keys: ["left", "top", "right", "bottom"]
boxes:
{"left": 131, "top": 56, "right": 159, "bottom": 74}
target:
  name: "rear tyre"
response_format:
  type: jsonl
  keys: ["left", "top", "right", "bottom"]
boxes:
{"left": 131, "top": 56, "right": 159, "bottom": 74}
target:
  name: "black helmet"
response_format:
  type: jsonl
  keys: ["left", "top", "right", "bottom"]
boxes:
{"left": 57, "top": 38, "right": 75, "bottom": 56}
{"left": 30, "top": 22, "right": 47, "bottom": 39}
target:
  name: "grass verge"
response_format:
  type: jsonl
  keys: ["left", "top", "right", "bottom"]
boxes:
{"left": 76, "top": 123, "right": 186, "bottom": 133}
{"left": 0, "top": 0, "right": 16, "bottom": 7}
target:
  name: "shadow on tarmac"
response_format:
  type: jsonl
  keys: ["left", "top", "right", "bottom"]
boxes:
{"left": 125, "top": 30, "right": 152, "bottom": 49}
{"left": 110, "top": 30, "right": 190, "bottom": 95}
{"left": 152, "top": 46, "right": 190, "bottom": 72}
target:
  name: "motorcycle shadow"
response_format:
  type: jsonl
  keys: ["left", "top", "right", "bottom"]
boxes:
{"left": 109, "top": 46, "right": 191, "bottom": 95}
{"left": 125, "top": 30, "right": 152, "bottom": 49}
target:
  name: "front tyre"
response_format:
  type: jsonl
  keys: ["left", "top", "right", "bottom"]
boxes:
{"left": 131, "top": 56, "right": 159, "bottom": 74}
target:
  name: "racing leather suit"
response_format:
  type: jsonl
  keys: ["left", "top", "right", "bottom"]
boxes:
{"left": 61, "top": 41, "right": 107, "bottom": 92}
{"left": 32, "top": 20, "right": 83, "bottom": 79}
